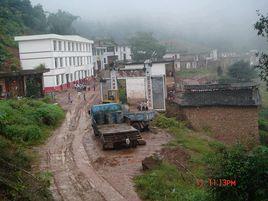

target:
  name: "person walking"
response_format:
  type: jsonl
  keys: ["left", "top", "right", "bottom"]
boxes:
{"left": 83, "top": 92, "right": 86, "bottom": 101}
{"left": 68, "top": 92, "right": 72, "bottom": 103}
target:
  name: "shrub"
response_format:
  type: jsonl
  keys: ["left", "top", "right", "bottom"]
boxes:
{"left": 0, "top": 136, "right": 53, "bottom": 201}
{"left": 0, "top": 99, "right": 64, "bottom": 144}
{"left": 206, "top": 145, "right": 268, "bottom": 201}
{"left": 153, "top": 114, "right": 185, "bottom": 129}
{"left": 35, "top": 104, "right": 64, "bottom": 126}
{"left": 258, "top": 119, "right": 268, "bottom": 131}
{"left": 4, "top": 124, "right": 42, "bottom": 143}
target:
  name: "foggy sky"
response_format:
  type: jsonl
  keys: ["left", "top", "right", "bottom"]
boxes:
{"left": 30, "top": 0, "right": 268, "bottom": 51}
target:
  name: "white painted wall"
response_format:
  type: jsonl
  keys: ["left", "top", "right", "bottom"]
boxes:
{"left": 115, "top": 46, "right": 132, "bottom": 61}
{"left": 124, "top": 64, "right": 144, "bottom": 70}
{"left": 126, "top": 77, "right": 146, "bottom": 101}
{"left": 151, "top": 63, "right": 166, "bottom": 76}
{"left": 15, "top": 34, "right": 94, "bottom": 89}
{"left": 163, "top": 53, "right": 180, "bottom": 60}
{"left": 18, "top": 39, "right": 53, "bottom": 53}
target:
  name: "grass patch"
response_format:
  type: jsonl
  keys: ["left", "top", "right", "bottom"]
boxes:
{"left": 135, "top": 114, "right": 222, "bottom": 201}
{"left": 135, "top": 163, "right": 211, "bottom": 201}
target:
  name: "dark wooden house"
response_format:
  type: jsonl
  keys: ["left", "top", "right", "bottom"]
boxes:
{"left": 0, "top": 69, "right": 48, "bottom": 98}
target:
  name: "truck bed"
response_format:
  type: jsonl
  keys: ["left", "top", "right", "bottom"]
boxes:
{"left": 97, "top": 123, "right": 137, "bottom": 135}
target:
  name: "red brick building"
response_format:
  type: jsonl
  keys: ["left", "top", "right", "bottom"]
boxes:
{"left": 177, "top": 83, "right": 261, "bottom": 147}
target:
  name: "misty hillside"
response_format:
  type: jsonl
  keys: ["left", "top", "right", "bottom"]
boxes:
{"left": 32, "top": 0, "right": 268, "bottom": 53}
{"left": 0, "top": 0, "right": 49, "bottom": 71}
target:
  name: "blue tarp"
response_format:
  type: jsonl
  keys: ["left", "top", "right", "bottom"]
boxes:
{"left": 91, "top": 103, "right": 122, "bottom": 115}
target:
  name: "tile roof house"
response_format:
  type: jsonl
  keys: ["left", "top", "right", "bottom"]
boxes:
{"left": 174, "top": 83, "right": 261, "bottom": 148}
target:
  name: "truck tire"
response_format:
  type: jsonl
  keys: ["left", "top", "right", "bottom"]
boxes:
{"left": 102, "top": 143, "right": 108, "bottom": 150}
{"left": 131, "top": 122, "right": 142, "bottom": 131}
{"left": 131, "top": 140, "right": 138, "bottom": 148}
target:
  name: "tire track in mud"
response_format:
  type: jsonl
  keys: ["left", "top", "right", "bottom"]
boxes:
{"left": 39, "top": 89, "right": 127, "bottom": 201}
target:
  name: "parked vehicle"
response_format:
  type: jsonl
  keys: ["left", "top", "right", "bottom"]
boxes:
{"left": 90, "top": 103, "right": 140, "bottom": 150}
{"left": 124, "top": 110, "right": 156, "bottom": 131}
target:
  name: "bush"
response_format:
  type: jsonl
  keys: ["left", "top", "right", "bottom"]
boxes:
{"left": 35, "top": 104, "right": 64, "bottom": 126}
{"left": 4, "top": 124, "right": 42, "bottom": 142}
{"left": 259, "top": 130, "right": 268, "bottom": 146}
{"left": 0, "top": 136, "right": 53, "bottom": 201}
{"left": 258, "top": 119, "right": 268, "bottom": 131}
{"left": 0, "top": 99, "right": 64, "bottom": 144}
{"left": 206, "top": 145, "right": 268, "bottom": 201}
{"left": 153, "top": 114, "right": 185, "bottom": 129}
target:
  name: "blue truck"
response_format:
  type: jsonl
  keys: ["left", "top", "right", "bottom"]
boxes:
{"left": 89, "top": 103, "right": 155, "bottom": 150}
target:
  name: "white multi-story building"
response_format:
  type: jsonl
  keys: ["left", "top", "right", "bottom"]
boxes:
{"left": 15, "top": 34, "right": 94, "bottom": 92}
{"left": 115, "top": 45, "right": 132, "bottom": 61}
{"left": 93, "top": 43, "right": 132, "bottom": 70}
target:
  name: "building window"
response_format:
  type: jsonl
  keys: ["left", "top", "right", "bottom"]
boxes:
{"left": 72, "top": 42, "right": 74, "bottom": 51}
{"left": 53, "top": 40, "right": 57, "bottom": 51}
{"left": 68, "top": 42, "right": 70, "bottom": 51}
{"left": 103, "top": 58, "right": 106, "bottom": 64}
{"left": 69, "top": 57, "right": 72, "bottom": 66}
{"left": 60, "top": 58, "right": 63, "bottom": 67}
{"left": 56, "top": 75, "right": 59, "bottom": 85}
{"left": 90, "top": 56, "right": 92, "bottom": 64}
{"left": 55, "top": 58, "right": 58, "bottom": 68}
{"left": 58, "top": 41, "right": 62, "bottom": 51}
{"left": 116, "top": 46, "right": 118, "bottom": 52}
{"left": 61, "top": 74, "right": 64, "bottom": 84}
{"left": 65, "top": 57, "right": 68, "bottom": 66}
{"left": 70, "top": 73, "right": 73, "bottom": 82}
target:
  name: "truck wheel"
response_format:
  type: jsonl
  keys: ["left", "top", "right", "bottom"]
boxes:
{"left": 131, "top": 140, "right": 137, "bottom": 148}
{"left": 102, "top": 144, "right": 107, "bottom": 150}
{"left": 132, "top": 122, "right": 141, "bottom": 131}
{"left": 93, "top": 129, "right": 99, "bottom": 136}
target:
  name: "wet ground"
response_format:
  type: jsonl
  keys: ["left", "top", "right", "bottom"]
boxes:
{"left": 38, "top": 86, "right": 172, "bottom": 201}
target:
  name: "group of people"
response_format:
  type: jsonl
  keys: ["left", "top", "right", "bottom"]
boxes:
{"left": 137, "top": 101, "right": 149, "bottom": 111}
{"left": 68, "top": 78, "right": 97, "bottom": 103}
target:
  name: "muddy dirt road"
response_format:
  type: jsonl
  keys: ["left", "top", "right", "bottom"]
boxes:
{"left": 38, "top": 87, "right": 172, "bottom": 201}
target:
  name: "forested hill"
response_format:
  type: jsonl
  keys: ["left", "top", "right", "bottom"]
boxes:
{"left": 0, "top": 0, "right": 78, "bottom": 72}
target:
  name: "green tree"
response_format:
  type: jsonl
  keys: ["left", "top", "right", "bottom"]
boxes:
{"left": 128, "top": 32, "right": 166, "bottom": 62}
{"left": 47, "top": 10, "right": 78, "bottom": 35}
{"left": 255, "top": 11, "right": 268, "bottom": 82}
{"left": 206, "top": 145, "right": 268, "bottom": 201}
{"left": 227, "top": 61, "right": 257, "bottom": 82}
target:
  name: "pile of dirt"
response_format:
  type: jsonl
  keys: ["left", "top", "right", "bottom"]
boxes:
{"left": 160, "top": 147, "right": 190, "bottom": 170}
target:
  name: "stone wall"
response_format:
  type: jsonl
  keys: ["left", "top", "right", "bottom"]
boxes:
{"left": 181, "top": 106, "right": 259, "bottom": 147}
